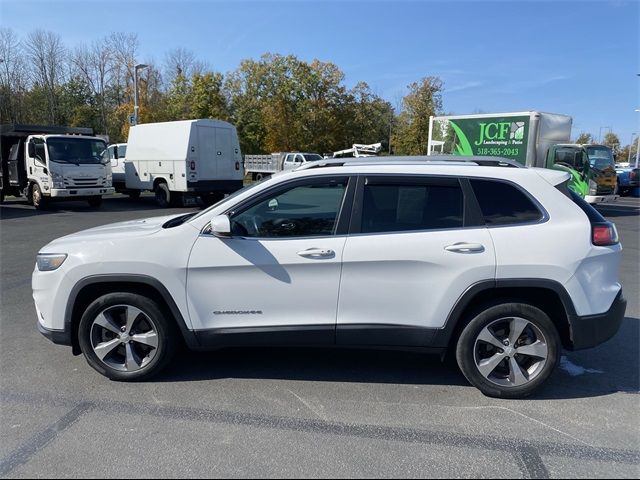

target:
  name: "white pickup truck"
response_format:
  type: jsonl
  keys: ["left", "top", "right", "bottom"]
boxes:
{"left": 244, "top": 152, "right": 322, "bottom": 180}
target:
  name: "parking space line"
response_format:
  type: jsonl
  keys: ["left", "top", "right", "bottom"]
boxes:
{"left": 1, "top": 391, "right": 639, "bottom": 476}
{"left": 0, "top": 402, "right": 93, "bottom": 477}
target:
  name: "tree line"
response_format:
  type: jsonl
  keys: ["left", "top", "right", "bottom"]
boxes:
{"left": 575, "top": 132, "right": 638, "bottom": 163}
{"left": 0, "top": 28, "right": 443, "bottom": 156}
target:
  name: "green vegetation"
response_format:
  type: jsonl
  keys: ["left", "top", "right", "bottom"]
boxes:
{"left": 0, "top": 28, "right": 442, "bottom": 155}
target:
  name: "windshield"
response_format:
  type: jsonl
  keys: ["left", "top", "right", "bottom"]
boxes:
{"left": 586, "top": 146, "right": 614, "bottom": 169}
{"left": 303, "top": 154, "right": 322, "bottom": 162}
{"left": 47, "top": 137, "right": 109, "bottom": 165}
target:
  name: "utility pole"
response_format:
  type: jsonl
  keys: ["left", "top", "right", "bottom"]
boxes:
{"left": 133, "top": 63, "right": 149, "bottom": 125}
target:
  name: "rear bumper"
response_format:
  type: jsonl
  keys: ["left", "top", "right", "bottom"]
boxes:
{"left": 584, "top": 194, "right": 618, "bottom": 204}
{"left": 569, "top": 290, "right": 626, "bottom": 350}
{"left": 187, "top": 180, "right": 243, "bottom": 194}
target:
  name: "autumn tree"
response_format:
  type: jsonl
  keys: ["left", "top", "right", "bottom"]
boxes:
{"left": 575, "top": 132, "right": 592, "bottom": 144}
{"left": 392, "top": 76, "right": 444, "bottom": 155}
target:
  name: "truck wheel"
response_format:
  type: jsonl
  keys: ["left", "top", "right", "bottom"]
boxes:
{"left": 77, "top": 292, "right": 177, "bottom": 381}
{"left": 0, "top": 188, "right": 4, "bottom": 204}
{"left": 88, "top": 196, "right": 103, "bottom": 208}
{"left": 155, "top": 183, "right": 170, "bottom": 208}
{"left": 255, "top": 173, "right": 264, "bottom": 181}
{"left": 128, "top": 190, "right": 141, "bottom": 200}
{"left": 456, "top": 302, "right": 560, "bottom": 399}
{"left": 31, "top": 184, "right": 48, "bottom": 210}
{"left": 200, "top": 192, "right": 224, "bottom": 207}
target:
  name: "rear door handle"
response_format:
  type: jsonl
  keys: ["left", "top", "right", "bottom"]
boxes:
{"left": 445, "top": 243, "right": 485, "bottom": 254}
{"left": 297, "top": 248, "right": 335, "bottom": 258}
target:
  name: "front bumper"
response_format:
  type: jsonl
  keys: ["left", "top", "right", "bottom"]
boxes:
{"left": 48, "top": 187, "right": 115, "bottom": 198}
{"left": 38, "top": 321, "right": 71, "bottom": 346}
{"left": 584, "top": 194, "right": 618, "bottom": 204}
{"left": 569, "top": 290, "right": 626, "bottom": 350}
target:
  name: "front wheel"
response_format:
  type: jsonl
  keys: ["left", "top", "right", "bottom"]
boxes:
{"left": 456, "top": 302, "right": 561, "bottom": 399}
{"left": 31, "top": 184, "right": 48, "bottom": 210}
{"left": 78, "top": 293, "right": 177, "bottom": 381}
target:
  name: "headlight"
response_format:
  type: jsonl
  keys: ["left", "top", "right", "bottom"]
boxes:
{"left": 589, "top": 179, "right": 598, "bottom": 195}
{"left": 37, "top": 253, "right": 67, "bottom": 271}
{"left": 51, "top": 171, "right": 64, "bottom": 189}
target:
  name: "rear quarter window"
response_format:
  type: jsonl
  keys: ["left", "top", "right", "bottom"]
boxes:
{"left": 470, "top": 179, "right": 543, "bottom": 226}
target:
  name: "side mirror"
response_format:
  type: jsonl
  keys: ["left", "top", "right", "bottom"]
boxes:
{"left": 211, "top": 214, "right": 231, "bottom": 237}
{"left": 28, "top": 142, "right": 35, "bottom": 158}
{"left": 112, "top": 148, "right": 118, "bottom": 160}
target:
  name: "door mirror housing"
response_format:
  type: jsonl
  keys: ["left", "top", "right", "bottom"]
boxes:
{"left": 28, "top": 142, "right": 35, "bottom": 158}
{"left": 211, "top": 214, "right": 232, "bottom": 237}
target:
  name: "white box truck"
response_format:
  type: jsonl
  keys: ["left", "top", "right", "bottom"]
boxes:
{"left": 124, "top": 119, "right": 244, "bottom": 207}
{"left": 0, "top": 124, "right": 114, "bottom": 209}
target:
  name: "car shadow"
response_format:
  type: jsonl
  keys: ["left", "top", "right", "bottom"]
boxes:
{"left": 155, "top": 317, "right": 639, "bottom": 400}
{"left": 159, "top": 347, "right": 470, "bottom": 387}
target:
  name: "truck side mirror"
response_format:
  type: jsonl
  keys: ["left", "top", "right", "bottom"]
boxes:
{"left": 113, "top": 148, "right": 118, "bottom": 160}
{"left": 28, "top": 142, "right": 35, "bottom": 158}
{"left": 575, "top": 152, "right": 586, "bottom": 171}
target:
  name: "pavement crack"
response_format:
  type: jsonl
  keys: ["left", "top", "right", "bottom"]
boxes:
{"left": 513, "top": 446, "right": 550, "bottom": 479}
{"left": 0, "top": 401, "right": 93, "bottom": 477}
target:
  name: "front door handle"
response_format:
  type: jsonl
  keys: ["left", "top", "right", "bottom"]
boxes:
{"left": 445, "top": 243, "right": 485, "bottom": 254}
{"left": 297, "top": 248, "right": 335, "bottom": 258}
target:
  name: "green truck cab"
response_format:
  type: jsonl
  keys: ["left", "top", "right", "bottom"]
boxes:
{"left": 427, "top": 111, "right": 619, "bottom": 205}
{"left": 546, "top": 144, "right": 618, "bottom": 203}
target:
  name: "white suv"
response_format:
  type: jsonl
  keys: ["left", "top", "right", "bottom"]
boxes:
{"left": 33, "top": 157, "right": 626, "bottom": 398}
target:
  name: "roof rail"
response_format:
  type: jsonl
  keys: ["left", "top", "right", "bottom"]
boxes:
{"left": 296, "top": 155, "right": 524, "bottom": 171}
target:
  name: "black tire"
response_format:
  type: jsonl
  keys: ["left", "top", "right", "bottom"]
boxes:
{"left": 88, "top": 196, "right": 103, "bottom": 208}
{"left": 456, "top": 302, "right": 561, "bottom": 399}
{"left": 128, "top": 189, "right": 141, "bottom": 200}
{"left": 31, "top": 184, "right": 48, "bottom": 210}
{"left": 200, "top": 192, "right": 224, "bottom": 207}
{"left": 0, "top": 188, "right": 4, "bottom": 204}
{"left": 78, "top": 292, "right": 177, "bottom": 381}
{"left": 255, "top": 173, "right": 264, "bottom": 181}
{"left": 155, "top": 182, "right": 170, "bottom": 208}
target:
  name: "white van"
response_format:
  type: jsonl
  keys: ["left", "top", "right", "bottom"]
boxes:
{"left": 125, "top": 120, "right": 244, "bottom": 207}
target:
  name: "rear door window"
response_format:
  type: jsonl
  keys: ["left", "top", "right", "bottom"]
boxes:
{"left": 360, "top": 179, "right": 464, "bottom": 233}
{"left": 469, "top": 179, "right": 543, "bottom": 225}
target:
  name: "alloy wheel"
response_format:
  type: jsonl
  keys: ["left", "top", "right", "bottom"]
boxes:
{"left": 473, "top": 316, "right": 548, "bottom": 388}
{"left": 90, "top": 304, "right": 160, "bottom": 372}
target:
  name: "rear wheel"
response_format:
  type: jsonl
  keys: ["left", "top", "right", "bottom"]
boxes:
{"left": 88, "top": 196, "right": 103, "bottom": 208}
{"left": 155, "top": 182, "right": 170, "bottom": 208}
{"left": 456, "top": 302, "right": 560, "bottom": 399}
{"left": 31, "top": 184, "right": 48, "bottom": 210}
{"left": 78, "top": 293, "right": 177, "bottom": 381}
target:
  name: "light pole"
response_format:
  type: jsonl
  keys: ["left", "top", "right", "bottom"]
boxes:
{"left": 629, "top": 133, "right": 637, "bottom": 163}
{"left": 133, "top": 63, "right": 149, "bottom": 125}
{"left": 598, "top": 126, "right": 611, "bottom": 143}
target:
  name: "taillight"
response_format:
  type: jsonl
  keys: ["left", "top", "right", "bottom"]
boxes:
{"left": 592, "top": 223, "right": 619, "bottom": 246}
{"left": 190, "top": 161, "right": 196, "bottom": 170}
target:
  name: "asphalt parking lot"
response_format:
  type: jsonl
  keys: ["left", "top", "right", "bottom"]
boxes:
{"left": 1, "top": 194, "right": 639, "bottom": 478}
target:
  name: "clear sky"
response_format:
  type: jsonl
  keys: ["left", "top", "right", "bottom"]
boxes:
{"left": 1, "top": 0, "right": 639, "bottom": 146}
